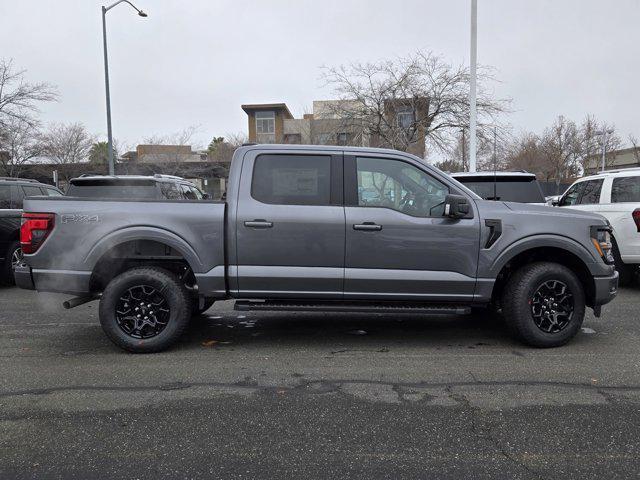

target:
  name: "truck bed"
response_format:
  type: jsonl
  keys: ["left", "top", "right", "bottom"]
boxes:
{"left": 20, "top": 197, "right": 227, "bottom": 296}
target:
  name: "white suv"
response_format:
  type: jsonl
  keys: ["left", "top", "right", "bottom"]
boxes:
{"left": 558, "top": 168, "right": 640, "bottom": 284}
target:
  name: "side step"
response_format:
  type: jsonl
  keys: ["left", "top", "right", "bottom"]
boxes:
{"left": 234, "top": 300, "right": 471, "bottom": 315}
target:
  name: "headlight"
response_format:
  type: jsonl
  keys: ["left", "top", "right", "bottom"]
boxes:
{"left": 590, "top": 226, "right": 614, "bottom": 264}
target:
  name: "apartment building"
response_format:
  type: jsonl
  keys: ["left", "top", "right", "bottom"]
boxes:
{"left": 242, "top": 98, "right": 427, "bottom": 158}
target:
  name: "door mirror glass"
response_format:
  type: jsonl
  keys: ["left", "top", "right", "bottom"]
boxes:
{"left": 443, "top": 194, "right": 470, "bottom": 219}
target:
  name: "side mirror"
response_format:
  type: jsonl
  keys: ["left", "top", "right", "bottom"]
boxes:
{"left": 551, "top": 199, "right": 560, "bottom": 207}
{"left": 443, "top": 194, "right": 470, "bottom": 219}
{"left": 202, "top": 193, "right": 211, "bottom": 200}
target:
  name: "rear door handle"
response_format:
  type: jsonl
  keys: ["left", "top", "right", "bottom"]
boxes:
{"left": 244, "top": 220, "right": 273, "bottom": 229}
{"left": 353, "top": 222, "right": 382, "bottom": 231}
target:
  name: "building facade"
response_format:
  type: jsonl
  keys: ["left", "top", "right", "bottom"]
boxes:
{"left": 584, "top": 147, "right": 640, "bottom": 175}
{"left": 242, "top": 99, "right": 427, "bottom": 158}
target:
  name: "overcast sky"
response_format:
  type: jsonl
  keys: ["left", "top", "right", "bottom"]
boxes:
{"left": 1, "top": 0, "right": 638, "bottom": 155}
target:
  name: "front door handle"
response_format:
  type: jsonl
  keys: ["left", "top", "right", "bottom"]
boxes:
{"left": 353, "top": 222, "right": 382, "bottom": 231}
{"left": 244, "top": 220, "right": 273, "bottom": 229}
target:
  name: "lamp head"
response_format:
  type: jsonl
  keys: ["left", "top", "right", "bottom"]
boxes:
{"left": 138, "top": 10, "right": 147, "bottom": 17}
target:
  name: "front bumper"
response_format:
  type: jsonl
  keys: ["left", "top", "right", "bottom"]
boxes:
{"left": 592, "top": 270, "right": 619, "bottom": 307}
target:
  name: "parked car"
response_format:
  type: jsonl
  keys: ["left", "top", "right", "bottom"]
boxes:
{"left": 16, "top": 145, "right": 617, "bottom": 352}
{"left": 557, "top": 168, "right": 640, "bottom": 284}
{"left": 66, "top": 174, "right": 209, "bottom": 200}
{"left": 0, "top": 177, "right": 63, "bottom": 285}
{"left": 451, "top": 171, "right": 547, "bottom": 204}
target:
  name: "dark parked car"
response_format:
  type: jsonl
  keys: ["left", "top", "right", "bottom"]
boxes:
{"left": 451, "top": 171, "right": 547, "bottom": 204}
{"left": 66, "top": 174, "right": 209, "bottom": 200}
{"left": 0, "top": 177, "right": 63, "bottom": 284}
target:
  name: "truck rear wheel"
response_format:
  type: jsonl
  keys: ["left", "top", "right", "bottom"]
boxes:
{"left": 502, "top": 262, "right": 585, "bottom": 348}
{"left": 99, "top": 267, "right": 191, "bottom": 353}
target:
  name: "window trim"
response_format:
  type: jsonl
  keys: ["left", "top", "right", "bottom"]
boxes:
{"left": 344, "top": 154, "right": 451, "bottom": 218}
{"left": 249, "top": 153, "right": 343, "bottom": 207}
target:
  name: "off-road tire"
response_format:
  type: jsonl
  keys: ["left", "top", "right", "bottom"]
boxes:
{"left": 99, "top": 267, "right": 191, "bottom": 353}
{"left": 502, "top": 262, "right": 585, "bottom": 348}
{"left": 1, "top": 241, "right": 21, "bottom": 286}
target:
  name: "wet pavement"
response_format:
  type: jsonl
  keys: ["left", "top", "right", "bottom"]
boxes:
{"left": 1, "top": 283, "right": 640, "bottom": 479}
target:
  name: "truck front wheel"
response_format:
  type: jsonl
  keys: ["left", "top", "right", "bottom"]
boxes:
{"left": 99, "top": 267, "right": 191, "bottom": 353}
{"left": 502, "top": 262, "right": 585, "bottom": 348}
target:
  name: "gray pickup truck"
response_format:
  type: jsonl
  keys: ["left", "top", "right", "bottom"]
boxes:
{"left": 16, "top": 144, "right": 618, "bottom": 352}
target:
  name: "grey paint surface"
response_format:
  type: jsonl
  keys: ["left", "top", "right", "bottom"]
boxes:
{"left": 19, "top": 144, "right": 616, "bottom": 308}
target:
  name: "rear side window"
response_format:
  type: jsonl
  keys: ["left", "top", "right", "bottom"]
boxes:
{"left": 0, "top": 185, "right": 11, "bottom": 208}
{"left": 611, "top": 176, "right": 640, "bottom": 203}
{"left": 578, "top": 179, "right": 604, "bottom": 205}
{"left": 67, "top": 181, "right": 159, "bottom": 199}
{"left": 22, "top": 186, "right": 44, "bottom": 197}
{"left": 252, "top": 154, "right": 331, "bottom": 205}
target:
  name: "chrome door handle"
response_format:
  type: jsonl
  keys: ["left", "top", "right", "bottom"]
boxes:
{"left": 244, "top": 220, "right": 273, "bottom": 229}
{"left": 353, "top": 222, "right": 382, "bottom": 231}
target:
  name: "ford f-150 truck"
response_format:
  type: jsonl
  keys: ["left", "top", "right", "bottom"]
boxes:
{"left": 15, "top": 145, "right": 619, "bottom": 352}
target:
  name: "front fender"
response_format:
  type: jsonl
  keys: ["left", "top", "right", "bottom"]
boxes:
{"left": 83, "top": 226, "right": 204, "bottom": 273}
{"left": 483, "top": 234, "right": 600, "bottom": 278}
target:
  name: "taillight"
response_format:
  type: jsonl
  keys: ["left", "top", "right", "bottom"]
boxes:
{"left": 20, "top": 213, "right": 55, "bottom": 254}
{"left": 633, "top": 209, "right": 640, "bottom": 233}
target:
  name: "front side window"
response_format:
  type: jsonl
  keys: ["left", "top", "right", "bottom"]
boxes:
{"left": 255, "top": 111, "right": 275, "bottom": 143}
{"left": 559, "top": 182, "right": 584, "bottom": 206}
{"left": 578, "top": 179, "right": 604, "bottom": 205}
{"left": 611, "top": 176, "right": 640, "bottom": 203}
{"left": 356, "top": 157, "right": 449, "bottom": 217}
{"left": 159, "top": 182, "right": 182, "bottom": 200}
{"left": 252, "top": 154, "right": 331, "bottom": 206}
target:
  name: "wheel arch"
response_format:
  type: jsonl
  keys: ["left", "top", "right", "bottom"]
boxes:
{"left": 489, "top": 237, "right": 597, "bottom": 308}
{"left": 86, "top": 227, "right": 203, "bottom": 292}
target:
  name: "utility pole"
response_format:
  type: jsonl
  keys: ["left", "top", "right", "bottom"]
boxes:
{"left": 469, "top": 0, "right": 478, "bottom": 172}
{"left": 461, "top": 129, "right": 467, "bottom": 171}
{"left": 597, "top": 129, "right": 613, "bottom": 172}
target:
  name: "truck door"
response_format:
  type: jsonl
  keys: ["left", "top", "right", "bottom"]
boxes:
{"left": 343, "top": 153, "right": 480, "bottom": 301}
{"left": 235, "top": 150, "right": 345, "bottom": 298}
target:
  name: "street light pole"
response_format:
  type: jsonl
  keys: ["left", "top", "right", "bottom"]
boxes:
{"left": 101, "top": 1, "right": 147, "bottom": 176}
{"left": 469, "top": 0, "right": 478, "bottom": 172}
{"left": 596, "top": 129, "right": 614, "bottom": 173}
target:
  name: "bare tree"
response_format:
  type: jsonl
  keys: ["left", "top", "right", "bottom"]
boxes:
{"left": 320, "top": 51, "right": 509, "bottom": 156}
{"left": 141, "top": 126, "right": 202, "bottom": 176}
{"left": 39, "top": 122, "right": 94, "bottom": 182}
{"left": 628, "top": 134, "right": 640, "bottom": 165}
{"left": 0, "top": 59, "right": 57, "bottom": 129}
{"left": 0, "top": 117, "right": 44, "bottom": 177}
{"left": 575, "top": 115, "right": 621, "bottom": 173}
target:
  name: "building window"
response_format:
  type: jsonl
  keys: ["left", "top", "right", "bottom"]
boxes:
{"left": 396, "top": 106, "right": 415, "bottom": 129}
{"left": 315, "top": 133, "right": 332, "bottom": 145}
{"left": 256, "top": 111, "right": 276, "bottom": 143}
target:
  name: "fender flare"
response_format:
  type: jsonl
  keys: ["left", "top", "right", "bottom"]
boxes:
{"left": 487, "top": 234, "right": 597, "bottom": 278}
{"left": 83, "top": 226, "right": 204, "bottom": 273}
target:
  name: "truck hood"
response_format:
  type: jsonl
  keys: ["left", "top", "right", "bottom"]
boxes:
{"left": 501, "top": 201, "right": 607, "bottom": 224}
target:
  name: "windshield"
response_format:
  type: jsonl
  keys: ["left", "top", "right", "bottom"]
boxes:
{"left": 455, "top": 176, "right": 545, "bottom": 203}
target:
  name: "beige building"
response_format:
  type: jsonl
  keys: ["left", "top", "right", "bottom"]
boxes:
{"left": 123, "top": 144, "right": 208, "bottom": 164}
{"left": 584, "top": 146, "right": 640, "bottom": 175}
{"left": 242, "top": 98, "right": 427, "bottom": 158}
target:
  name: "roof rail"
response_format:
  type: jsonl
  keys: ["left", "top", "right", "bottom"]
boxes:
{"left": 153, "top": 174, "right": 184, "bottom": 180}
{"left": 0, "top": 177, "right": 39, "bottom": 183}
{"left": 598, "top": 166, "right": 640, "bottom": 174}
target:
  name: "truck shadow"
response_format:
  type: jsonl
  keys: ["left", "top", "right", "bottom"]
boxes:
{"left": 180, "top": 311, "right": 520, "bottom": 351}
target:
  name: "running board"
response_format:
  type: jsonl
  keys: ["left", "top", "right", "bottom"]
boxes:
{"left": 234, "top": 300, "right": 471, "bottom": 315}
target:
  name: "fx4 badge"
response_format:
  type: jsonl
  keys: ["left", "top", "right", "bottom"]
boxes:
{"left": 61, "top": 214, "right": 100, "bottom": 224}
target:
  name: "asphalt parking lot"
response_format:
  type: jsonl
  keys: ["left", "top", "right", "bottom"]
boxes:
{"left": 1, "top": 283, "right": 640, "bottom": 479}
